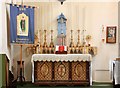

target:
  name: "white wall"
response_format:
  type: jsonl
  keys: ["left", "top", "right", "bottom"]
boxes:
{"left": 85, "top": 3, "right": 118, "bottom": 82}
{"left": 2, "top": 2, "right": 11, "bottom": 59}
{"left": 14, "top": 2, "right": 119, "bottom": 82}
{"left": 2, "top": 1, "right": 118, "bottom": 82}
{"left": 0, "top": 0, "right": 3, "bottom": 53}
{"left": 0, "top": 0, "right": 11, "bottom": 66}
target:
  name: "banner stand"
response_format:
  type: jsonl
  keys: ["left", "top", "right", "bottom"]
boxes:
{"left": 14, "top": 44, "right": 33, "bottom": 83}
{"left": 9, "top": 4, "right": 35, "bottom": 84}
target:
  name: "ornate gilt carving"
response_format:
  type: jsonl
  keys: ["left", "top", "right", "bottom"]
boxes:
{"left": 26, "top": 29, "right": 97, "bottom": 56}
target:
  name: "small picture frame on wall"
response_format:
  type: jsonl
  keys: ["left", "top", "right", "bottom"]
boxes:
{"left": 106, "top": 26, "right": 116, "bottom": 43}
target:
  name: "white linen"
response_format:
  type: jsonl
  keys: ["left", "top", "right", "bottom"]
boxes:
{"left": 31, "top": 54, "right": 92, "bottom": 62}
{"left": 31, "top": 54, "right": 92, "bottom": 85}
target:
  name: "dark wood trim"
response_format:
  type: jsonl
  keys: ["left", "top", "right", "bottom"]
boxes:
{"left": 34, "top": 81, "right": 90, "bottom": 86}
{"left": 86, "top": 61, "right": 90, "bottom": 86}
{"left": 69, "top": 61, "right": 71, "bottom": 81}
{"left": 52, "top": 62, "right": 54, "bottom": 81}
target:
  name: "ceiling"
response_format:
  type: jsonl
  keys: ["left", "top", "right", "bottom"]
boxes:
{"left": 5, "top": 0, "right": 119, "bottom": 3}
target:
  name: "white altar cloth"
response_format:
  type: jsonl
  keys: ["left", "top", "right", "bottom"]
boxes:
{"left": 31, "top": 54, "right": 92, "bottom": 62}
{"left": 31, "top": 54, "right": 92, "bottom": 85}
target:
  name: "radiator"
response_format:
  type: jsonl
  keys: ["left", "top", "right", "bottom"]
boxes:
{"left": 113, "top": 61, "right": 120, "bottom": 85}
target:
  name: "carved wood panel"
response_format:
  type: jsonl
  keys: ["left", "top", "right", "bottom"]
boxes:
{"left": 34, "top": 61, "right": 90, "bottom": 86}
{"left": 71, "top": 61, "right": 87, "bottom": 81}
{"left": 34, "top": 61, "right": 52, "bottom": 81}
{"left": 54, "top": 62, "right": 69, "bottom": 80}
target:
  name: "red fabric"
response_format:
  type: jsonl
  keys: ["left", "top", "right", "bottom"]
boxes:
{"left": 59, "top": 46, "right": 64, "bottom": 52}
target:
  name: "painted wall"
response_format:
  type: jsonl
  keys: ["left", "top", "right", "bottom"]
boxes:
{"left": 1, "top": 1, "right": 118, "bottom": 82}
{"left": 118, "top": 2, "right": 120, "bottom": 57}
{"left": 0, "top": 1, "right": 9, "bottom": 87}
{"left": 0, "top": 2, "right": 11, "bottom": 87}
{"left": 10, "top": 2, "right": 118, "bottom": 82}
{"left": 0, "top": 0, "right": 3, "bottom": 53}
{"left": 0, "top": 0, "right": 11, "bottom": 60}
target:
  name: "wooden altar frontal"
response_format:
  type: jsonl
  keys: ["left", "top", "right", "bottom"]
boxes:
{"left": 31, "top": 54, "right": 92, "bottom": 86}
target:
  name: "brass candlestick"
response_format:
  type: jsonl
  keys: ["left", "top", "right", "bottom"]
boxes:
{"left": 78, "top": 47, "right": 82, "bottom": 54}
{"left": 69, "top": 30, "right": 74, "bottom": 47}
{"left": 69, "top": 30, "right": 75, "bottom": 54}
{"left": 38, "top": 30, "right": 42, "bottom": 46}
{"left": 43, "top": 30, "right": 47, "bottom": 47}
{"left": 74, "top": 46, "right": 77, "bottom": 54}
{"left": 47, "top": 46, "right": 50, "bottom": 54}
{"left": 82, "top": 29, "right": 86, "bottom": 46}
{"left": 39, "top": 30, "right": 43, "bottom": 53}
{"left": 50, "top": 30, "right": 54, "bottom": 54}
{"left": 76, "top": 29, "right": 81, "bottom": 47}
{"left": 37, "top": 30, "right": 42, "bottom": 54}
{"left": 43, "top": 30, "right": 47, "bottom": 53}
{"left": 49, "top": 30, "right": 54, "bottom": 48}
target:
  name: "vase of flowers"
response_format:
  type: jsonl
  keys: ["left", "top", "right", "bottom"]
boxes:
{"left": 86, "top": 35, "right": 92, "bottom": 46}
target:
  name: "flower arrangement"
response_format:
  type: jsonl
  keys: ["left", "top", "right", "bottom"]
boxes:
{"left": 86, "top": 35, "right": 92, "bottom": 41}
{"left": 86, "top": 35, "right": 92, "bottom": 46}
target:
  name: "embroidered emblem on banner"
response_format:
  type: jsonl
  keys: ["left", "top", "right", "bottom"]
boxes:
{"left": 17, "top": 13, "right": 29, "bottom": 36}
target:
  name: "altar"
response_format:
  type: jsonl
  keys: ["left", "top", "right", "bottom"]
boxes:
{"left": 31, "top": 54, "right": 92, "bottom": 86}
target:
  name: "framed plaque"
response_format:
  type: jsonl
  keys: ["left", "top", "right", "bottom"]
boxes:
{"left": 106, "top": 26, "right": 116, "bottom": 43}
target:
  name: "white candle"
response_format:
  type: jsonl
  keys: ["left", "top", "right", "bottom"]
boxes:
{"left": 83, "top": 7, "right": 85, "bottom": 30}
{"left": 82, "top": 7, "right": 86, "bottom": 43}
{"left": 45, "top": 4, "right": 47, "bottom": 30}
{"left": 44, "top": 5, "right": 46, "bottom": 30}
{"left": 42, "top": 5, "right": 44, "bottom": 29}
{"left": 47, "top": 3, "right": 49, "bottom": 30}
{"left": 50, "top": 2, "right": 52, "bottom": 30}
{"left": 40, "top": 5, "right": 42, "bottom": 30}
{"left": 76, "top": 5, "right": 78, "bottom": 29}
{"left": 78, "top": 5, "right": 80, "bottom": 29}
{"left": 37, "top": 8, "right": 40, "bottom": 42}
{"left": 38, "top": 29, "right": 39, "bottom": 42}
{"left": 51, "top": 2, "right": 53, "bottom": 30}
{"left": 71, "top": 3, "right": 73, "bottom": 30}
{"left": 48, "top": 3, "right": 50, "bottom": 30}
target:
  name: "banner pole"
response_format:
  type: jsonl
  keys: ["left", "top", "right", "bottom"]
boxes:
{"left": 20, "top": 45, "right": 22, "bottom": 68}
{"left": 20, "top": 44, "right": 24, "bottom": 83}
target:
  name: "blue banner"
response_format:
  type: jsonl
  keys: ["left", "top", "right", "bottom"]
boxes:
{"left": 10, "top": 4, "right": 34, "bottom": 44}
